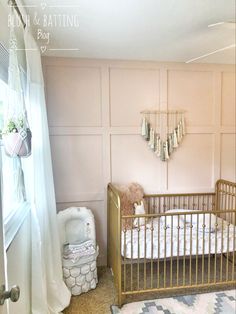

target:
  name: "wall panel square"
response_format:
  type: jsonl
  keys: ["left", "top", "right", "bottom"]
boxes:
{"left": 110, "top": 68, "right": 160, "bottom": 127}
{"left": 221, "top": 72, "right": 236, "bottom": 127}
{"left": 168, "top": 70, "right": 214, "bottom": 126}
{"left": 50, "top": 135, "right": 103, "bottom": 202}
{"left": 45, "top": 66, "right": 102, "bottom": 126}
{"left": 221, "top": 134, "right": 236, "bottom": 182}
{"left": 168, "top": 134, "right": 214, "bottom": 190}
{"left": 111, "top": 134, "right": 161, "bottom": 192}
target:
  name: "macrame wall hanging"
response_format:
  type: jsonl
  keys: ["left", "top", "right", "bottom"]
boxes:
{"left": 141, "top": 110, "right": 185, "bottom": 161}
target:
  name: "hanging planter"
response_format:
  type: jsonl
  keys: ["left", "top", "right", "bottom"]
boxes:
{"left": 2, "top": 119, "right": 32, "bottom": 157}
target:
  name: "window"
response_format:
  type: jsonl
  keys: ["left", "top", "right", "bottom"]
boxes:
{"left": 0, "top": 78, "right": 6, "bottom": 133}
{"left": 0, "top": 78, "right": 30, "bottom": 248}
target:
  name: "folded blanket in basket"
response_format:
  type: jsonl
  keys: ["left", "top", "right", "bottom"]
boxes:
{"left": 63, "top": 240, "right": 96, "bottom": 263}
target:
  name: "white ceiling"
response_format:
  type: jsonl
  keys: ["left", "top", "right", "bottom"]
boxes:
{"left": 20, "top": 0, "right": 236, "bottom": 63}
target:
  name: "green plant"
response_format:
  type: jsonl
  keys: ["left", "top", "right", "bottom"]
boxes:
{"left": 3, "top": 119, "right": 19, "bottom": 134}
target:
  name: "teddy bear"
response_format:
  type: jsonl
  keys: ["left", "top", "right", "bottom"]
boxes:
{"left": 133, "top": 200, "right": 146, "bottom": 227}
{"left": 114, "top": 182, "right": 146, "bottom": 229}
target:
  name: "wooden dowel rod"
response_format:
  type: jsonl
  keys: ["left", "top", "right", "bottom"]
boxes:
{"left": 141, "top": 110, "right": 186, "bottom": 114}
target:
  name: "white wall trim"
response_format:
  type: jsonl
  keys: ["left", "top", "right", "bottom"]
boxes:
{"left": 55, "top": 193, "right": 104, "bottom": 203}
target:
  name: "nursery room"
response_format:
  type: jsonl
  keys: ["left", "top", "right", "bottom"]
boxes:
{"left": 0, "top": 0, "right": 235, "bottom": 314}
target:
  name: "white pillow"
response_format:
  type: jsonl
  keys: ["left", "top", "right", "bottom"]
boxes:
{"left": 160, "top": 209, "right": 217, "bottom": 232}
{"left": 160, "top": 209, "right": 188, "bottom": 228}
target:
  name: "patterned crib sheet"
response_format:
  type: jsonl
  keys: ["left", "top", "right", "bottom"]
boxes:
{"left": 121, "top": 214, "right": 236, "bottom": 259}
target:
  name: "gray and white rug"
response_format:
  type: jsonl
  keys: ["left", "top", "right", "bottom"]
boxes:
{"left": 111, "top": 289, "right": 236, "bottom": 314}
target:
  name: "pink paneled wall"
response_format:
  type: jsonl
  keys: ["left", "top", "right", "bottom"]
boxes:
{"left": 42, "top": 57, "right": 235, "bottom": 265}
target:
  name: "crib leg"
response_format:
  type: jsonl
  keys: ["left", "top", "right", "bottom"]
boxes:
{"left": 118, "top": 292, "right": 124, "bottom": 308}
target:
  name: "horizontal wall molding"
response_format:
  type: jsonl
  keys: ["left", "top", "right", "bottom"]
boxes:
{"left": 42, "top": 57, "right": 234, "bottom": 72}
{"left": 220, "top": 127, "right": 236, "bottom": 133}
{"left": 56, "top": 187, "right": 216, "bottom": 203}
{"left": 49, "top": 126, "right": 235, "bottom": 136}
{"left": 49, "top": 127, "right": 105, "bottom": 135}
{"left": 55, "top": 193, "right": 104, "bottom": 203}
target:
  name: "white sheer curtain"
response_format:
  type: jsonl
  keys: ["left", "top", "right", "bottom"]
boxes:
{"left": 23, "top": 28, "right": 71, "bottom": 314}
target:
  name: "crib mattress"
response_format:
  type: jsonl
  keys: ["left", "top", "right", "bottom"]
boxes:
{"left": 121, "top": 214, "right": 236, "bottom": 260}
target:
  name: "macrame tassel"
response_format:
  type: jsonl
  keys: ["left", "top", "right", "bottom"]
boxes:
{"left": 148, "top": 128, "right": 155, "bottom": 150}
{"left": 177, "top": 122, "right": 182, "bottom": 142}
{"left": 164, "top": 140, "right": 169, "bottom": 160}
{"left": 179, "top": 120, "right": 183, "bottom": 140}
{"left": 151, "top": 130, "right": 156, "bottom": 151}
{"left": 160, "top": 140, "right": 165, "bottom": 161}
{"left": 144, "top": 119, "right": 150, "bottom": 141}
{"left": 141, "top": 116, "right": 146, "bottom": 137}
{"left": 173, "top": 129, "right": 178, "bottom": 148}
{"left": 181, "top": 117, "right": 186, "bottom": 136}
{"left": 168, "top": 134, "right": 174, "bottom": 155}
{"left": 160, "top": 141, "right": 169, "bottom": 161}
{"left": 155, "top": 136, "right": 161, "bottom": 157}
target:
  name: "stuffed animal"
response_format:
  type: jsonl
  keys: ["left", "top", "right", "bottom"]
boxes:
{"left": 114, "top": 182, "right": 146, "bottom": 229}
{"left": 133, "top": 201, "right": 146, "bottom": 227}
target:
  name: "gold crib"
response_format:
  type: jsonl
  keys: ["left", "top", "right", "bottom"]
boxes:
{"left": 107, "top": 179, "right": 236, "bottom": 307}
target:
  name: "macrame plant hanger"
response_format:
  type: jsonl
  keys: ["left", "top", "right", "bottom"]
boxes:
{"left": 2, "top": 6, "right": 32, "bottom": 158}
{"left": 141, "top": 109, "right": 185, "bottom": 161}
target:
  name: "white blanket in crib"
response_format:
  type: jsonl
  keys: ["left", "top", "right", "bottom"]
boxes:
{"left": 121, "top": 214, "right": 236, "bottom": 259}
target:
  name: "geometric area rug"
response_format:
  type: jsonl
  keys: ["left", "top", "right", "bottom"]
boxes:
{"left": 111, "top": 289, "right": 236, "bottom": 314}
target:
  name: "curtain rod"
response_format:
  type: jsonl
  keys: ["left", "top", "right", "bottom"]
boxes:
{"left": 8, "top": 0, "right": 26, "bottom": 29}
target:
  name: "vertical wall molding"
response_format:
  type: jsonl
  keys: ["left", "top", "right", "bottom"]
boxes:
{"left": 160, "top": 68, "right": 168, "bottom": 191}
{"left": 213, "top": 71, "right": 222, "bottom": 183}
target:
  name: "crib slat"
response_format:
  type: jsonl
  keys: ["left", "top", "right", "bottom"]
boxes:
{"left": 131, "top": 219, "right": 133, "bottom": 291}
{"left": 208, "top": 213, "right": 211, "bottom": 284}
{"left": 196, "top": 214, "right": 199, "bottom": 285}
{"left": 232, "top": 218, "right": 235, "bottom": 281}
{"left": 220, "top": 215, "right": 224, "bottom": 281}
{"left": 150, "top": 217, "right": 154, "bottom": 289}
{"left": 226, "top": 222, "right": 230, "bottom": 281}
{"left": 177, "top": 215, "right": 180, "bottom": 286}
{"left": 157, "top": 218, "right": 160, "bottom": 288}
{"left": 137, "top": 219, "right": 140, "bottom": 290}
{"left": 170, "top": 215, "right": 173, "bottom": 287}
{"left": 189, "top": 214, "right": 193, "bottom": 285}
{"left": 183, "top": 214, "right": 186, "bottom": 286}
{"left": 164, "top": 216, "right": 167, "bottom": 288}
{"left": 201, "top": 213, "right": 205, "bottom": 284}
{"left": 144, "top": 217, "right": 147, "bottom": 289}
{"left": 214, "top": 216, "right": 218, "bottom": 283}
{"left": 124, "top": 222, "right": 127, "bottom": 291}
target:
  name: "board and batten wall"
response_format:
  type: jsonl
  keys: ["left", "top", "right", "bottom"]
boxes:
{"left": 42, "top": 57, "right": 235, "bottom": 265}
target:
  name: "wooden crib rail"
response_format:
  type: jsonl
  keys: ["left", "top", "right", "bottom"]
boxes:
{"left": 144, "top": 192, "right": 215, "bottom": 214}
{"left": 215, "top": 179, "right": 236, "bottom": 210}
{"left": 215, "top": 179, "right": 236, "bottom": 224}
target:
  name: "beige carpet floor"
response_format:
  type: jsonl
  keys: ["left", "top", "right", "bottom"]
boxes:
{"left": 63, "top": 258, "right": 235, "bottom": 314}
{"left": 63, "top": 267, "right": 116, "bottom": 314}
